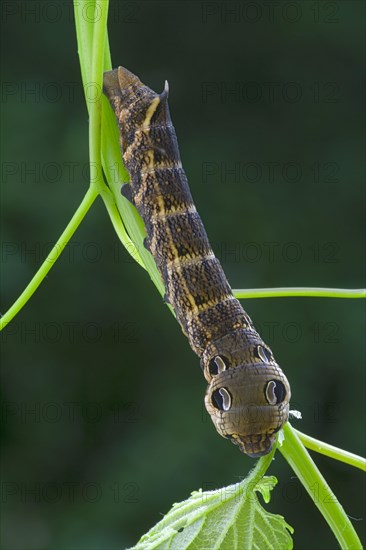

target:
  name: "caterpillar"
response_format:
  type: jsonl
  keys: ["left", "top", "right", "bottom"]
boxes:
{"left": 103, "top": 67, "right": 291, "bottom": 457}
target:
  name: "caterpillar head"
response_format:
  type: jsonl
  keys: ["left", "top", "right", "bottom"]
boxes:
{"left": 202, "top": 332, "right": 291, "bottom": 457}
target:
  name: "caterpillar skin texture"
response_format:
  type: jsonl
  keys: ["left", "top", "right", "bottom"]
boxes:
{"left": 103, "top": 67, "right": 291, "bottom": 457}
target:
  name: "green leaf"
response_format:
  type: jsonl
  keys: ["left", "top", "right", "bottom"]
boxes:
{"left": 129, "top": 475, "right": 293, "bottom": 550}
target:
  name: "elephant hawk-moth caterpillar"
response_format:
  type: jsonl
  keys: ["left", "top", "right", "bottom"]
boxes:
{"left": 103, "top": 67, "right": 291, "bottom": 457}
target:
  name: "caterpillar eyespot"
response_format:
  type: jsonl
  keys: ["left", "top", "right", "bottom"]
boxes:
{"left": 208, "top": 355, "right": 230, "bottom": 376}
{"left": 256, "top": 344, "right": 273, "bottom": 364}
{"left": 265, "top": 379, "right": 287, "bottom": 405}
{"left": 103, "top": 66, "right": 291, "bottom": 457}
{"left": 212, "top": 387, "right": 232, "bottom": 412}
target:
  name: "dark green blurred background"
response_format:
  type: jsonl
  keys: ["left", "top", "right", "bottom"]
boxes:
{"left": 1, "top": 1, "right": 365, "bottom": 549}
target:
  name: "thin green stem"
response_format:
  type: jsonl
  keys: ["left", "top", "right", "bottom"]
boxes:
{"left": 100, "top": 187, "right": 146, "bottom": 268}
{"left": 74, "top": 0, "right": 145, "bottom": 268}
{"left": 280, "top": 423, "right": 363, "bottom": 550}
{"left": 88, "top": 1, "right": 108, "bottom": 192}
{"left": 1, "top": 1, "right": 109, "bottom": 330}
{"left": 294, "top": 428, "right": 366, "bottom": 472}
{"left": 74, "top": 0, "right": 99, "bottom": 101}
{"left": 233, "top": 287, "right": 366, "bottom": 299}
{"left": 248, "top": 442, "right": 277, "bottom": 482}
{"left": 0, "top": 188, "right": 98, "bottom": 331}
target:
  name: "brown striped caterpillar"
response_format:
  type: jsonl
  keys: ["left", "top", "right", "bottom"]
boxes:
{"left": 103, "top": 67, "right": 291, "bottom": 457}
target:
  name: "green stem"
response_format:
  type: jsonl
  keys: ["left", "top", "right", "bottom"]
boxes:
{"left": 294, "top": 428, "right": 366, "bottom": 472}
{"left": 0, "top": 188, "right": 98, "bottom": 331}
{"left": 100, "top": 187, "right": 146, "bottom": 269}
{"left": 88, "top": 0, "right": 108, "bottom": 195}
{"left": 74, "top": 0, "right": 145, "bottom": 268}
{"left": 74, "top": 0, "right": 102, "bottom": 100}
{"left": 248, "top": 442, "right": 277, "bottom": 482}
{"left": 1, "top": 0, "right": 110, "bottom": 331}
{"left": 280, "top": 423, "right": 363, "bottom": 550}
{"left": 233, "top": 287, "right": 366, "bottom": 299}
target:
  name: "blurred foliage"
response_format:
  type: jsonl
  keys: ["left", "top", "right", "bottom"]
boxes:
{"left": 0, "top": 1, "right": 365, "bottom": 549}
